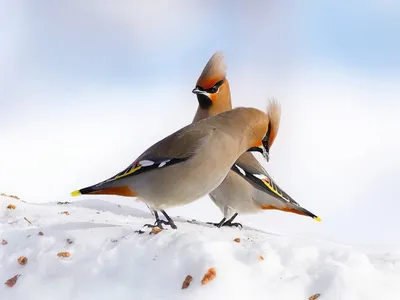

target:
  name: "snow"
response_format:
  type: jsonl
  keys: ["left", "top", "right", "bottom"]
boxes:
{"left": 2, "top": 194, "right": 400, "bottom": 300}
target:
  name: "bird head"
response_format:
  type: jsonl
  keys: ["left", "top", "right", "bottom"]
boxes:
{"left": 247, "top": 100, "right": 281, "bottom": 162}
{"left": 192, "top": 52, "right": 232, "bottom": 119}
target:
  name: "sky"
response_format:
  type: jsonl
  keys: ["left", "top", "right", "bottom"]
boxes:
{"left": 1, "top": 1, "right": 400, "bottom": 247}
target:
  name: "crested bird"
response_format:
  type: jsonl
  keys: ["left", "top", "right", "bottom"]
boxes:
{"left": 71, "top": 106, "right": 273, "bottom": 229}
{"left": 191, "top": 51, "right": 321, "bottom": 227}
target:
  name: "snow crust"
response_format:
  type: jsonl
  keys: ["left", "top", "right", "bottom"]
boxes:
{"left": 1, "top": 195, "right": 400, "bottom": 300}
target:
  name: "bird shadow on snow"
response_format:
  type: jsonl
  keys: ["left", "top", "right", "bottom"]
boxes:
{"left": 29, "top": 197, "right": 150, "bottom": 219}
{"left": 71, "top": 198, "right": 152, "bottom": 219}
{"left": 29, "top": 197, "right": 278, "bottom": 235}
{"left": 70, "top": 199, "right": 216, "bottom": 228}
{"left": 68, "top": 198, "right": 279, "bottom": 235}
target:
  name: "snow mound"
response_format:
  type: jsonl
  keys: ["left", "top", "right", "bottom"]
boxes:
{"left": 1, "top": 195, "right": 400, "bottom": 300}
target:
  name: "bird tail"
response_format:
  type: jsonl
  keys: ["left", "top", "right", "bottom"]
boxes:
{"left": 71, "top": 184, "right": 136, "bottom": 197}
{"left": 260, "top": 201, "right": 321, "bottom": 222}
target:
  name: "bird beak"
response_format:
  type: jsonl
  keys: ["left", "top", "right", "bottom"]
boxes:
{"left": 261, "top": 137, "right": 270, "bottom": 162}
{"left": 247, "top": 145, "right": 270, "bottom": 162}
{"left": 248, "top": 122, "right": 272, "bottom": 162}
{"left": 262, "top": 148, "right": 270, "bottom": 162}
{"left": 192, "top": 87, "right": 208, "bottom": 96}
{"left": 192, "top": 87, "right": 201, "bottom": 94}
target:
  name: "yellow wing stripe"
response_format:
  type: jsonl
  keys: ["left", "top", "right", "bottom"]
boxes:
{"left": 110, "top": 165, "right": 142, "bottom": 182}
{"left": 70, "top": 165, "right": 142, "bottom": 197}
{"left": 262, "top": 179, "right": 322, "bottom": 222}
{"left": 261, "top": 179, "right": 285, "bottom": 199}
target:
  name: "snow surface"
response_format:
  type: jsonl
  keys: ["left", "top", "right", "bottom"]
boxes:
{"left": 1, "top": 194, "right": 400, "bottom": 300}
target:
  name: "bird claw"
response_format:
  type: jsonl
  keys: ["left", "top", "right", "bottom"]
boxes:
{"left": 143, "top": 219, "right": 166, "bottom": 229}
{"left": 206, "top": 214, "right": 242, "bottom": 229}
{"left": 206, "top": 221, "right": 223, "bottom": 228}
{"left": 143, "top": 223, "right": 163, "bottom": 229}
{"left": 144, "top": 219, "right": 177, "bottom": 230}
{"left": 222, "top": 222, "right": 243, "bottom": 228}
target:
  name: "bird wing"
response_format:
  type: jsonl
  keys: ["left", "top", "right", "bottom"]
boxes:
{"left": 135, "top": 121, "right": 215, "bottom": 161}
{"left": 107, "top": 121, "right": 217, "bottom": 183}
{"left": 230, "top": 152, "right": 321, "bottom": 221}
{"left": 71, "top": 122, "right": 216, "bottom": 196}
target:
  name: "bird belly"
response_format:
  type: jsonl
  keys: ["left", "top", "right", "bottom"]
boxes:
{"left": 129, "top": 130, "right": 245, "bottom": 210}
{"left": 210, "top": 170, "right": 261, "bottom": 216}
{"left": 128, "top": 156, "right": 231, "bottom": 210}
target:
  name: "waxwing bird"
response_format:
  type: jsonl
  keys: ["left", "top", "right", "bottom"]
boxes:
{"left": 191, "top": 52, "right": 321, "bottom": 227}
{"left": 71, "top": 107, "right": 272, "bottom": 229}
{"left": 192, "top": 51, "right": 232, "bottom": 123}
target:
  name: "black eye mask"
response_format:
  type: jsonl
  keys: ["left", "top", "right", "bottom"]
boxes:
{"left": 192, "top": 79, "right": 225, "bottom": 109}
{"left": 194, "top": 79, "right": 225, "bottom": 94}
{"left": 208, "top": 79, "right": 224, "bottom": 93}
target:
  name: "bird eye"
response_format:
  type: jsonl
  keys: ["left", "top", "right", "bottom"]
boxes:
{"left": 209, "top": 79, "right": 224, "bottom": 94}
{"left": 210, "top": 86, "right": 218, "bottom": 93}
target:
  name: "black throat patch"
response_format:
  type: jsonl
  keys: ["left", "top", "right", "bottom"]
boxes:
{"left": 197, "top": 94, "right": 212, "bottom": 109}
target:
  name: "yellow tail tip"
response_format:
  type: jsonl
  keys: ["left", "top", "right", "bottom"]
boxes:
{"left": 70, "top": 190, "right": 81, "bottom": 197}
{"left": 314, "top": 216, "right": 322, "bottom": 222}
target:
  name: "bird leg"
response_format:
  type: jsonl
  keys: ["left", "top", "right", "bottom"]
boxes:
{"left": 207, "top": 217, "right": 226, "bottom": 228}
{"left": 221, "top": 213, "right": 243, "bottom": 228}
{"left": 143, "top": 210, "right": 167, "bottom": 229}
{"left": 160, "top": 210, "right": 178, "bottom": 229}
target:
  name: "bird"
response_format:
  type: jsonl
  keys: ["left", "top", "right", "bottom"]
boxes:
{"left": 70, "top": 106, "right": 273, "bottom": 229}
{"left": 191, "top": 51, "right": 321, "bottom": 227}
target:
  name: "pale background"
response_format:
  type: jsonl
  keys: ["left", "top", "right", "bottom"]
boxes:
{"left": 1, "top": 1, "right": 399, "bottom": 247}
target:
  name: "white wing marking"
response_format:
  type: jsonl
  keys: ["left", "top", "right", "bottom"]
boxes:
{"left": 235, "top": 164, "right": 246, "bottom": 176}
{"left": 138, "top": 160, "right": 155, "bottom": 167}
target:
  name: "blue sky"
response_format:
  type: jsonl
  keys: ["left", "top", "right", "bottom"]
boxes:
{"left": 1, "top": 1, "right": 400, "bottom": 246}
{"left": 2, "top": 1, "right": 399, "bottom": 91}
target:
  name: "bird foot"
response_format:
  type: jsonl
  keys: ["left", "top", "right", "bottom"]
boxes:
{"left": 143, "top": 219, "right": 167, "bottom": 230}
{"left": 206, "top": 221, "right": 224, "bottom": 228}
{"left": 143, "top": 223, "right": 163, "bottom": 229}
{"left": 144, "top": 219, "right": 177, "bottom": 230}
{"left": 222, "top": 221, "right": 243, "bottom": 228}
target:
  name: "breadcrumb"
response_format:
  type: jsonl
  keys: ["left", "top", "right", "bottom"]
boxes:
{"left": 5, "top": 275, "right": 20, "bottom": 287}
{"left": 151, "top": 227, "right": 163, "bottom": 234}
{"left": 57, "top": 252, "right": 71, "bottom": 258}
{"left": 17, "top": 256, "right": 28, "bottom": 265}
{"left": 201, "top": 268, "right": 216, "bottom": 285}
{"left": 181, "top": 275, "right": 193, "bottom": 289}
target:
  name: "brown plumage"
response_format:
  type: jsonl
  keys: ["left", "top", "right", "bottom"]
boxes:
{"left": 191, "top": 52, "right": 321, "bottom": 227}
{"left": 192, "top": 51, "right": 232, "bottom": 122}
{"left": 71, "top": 106, "right": 272, "bottom": 228}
